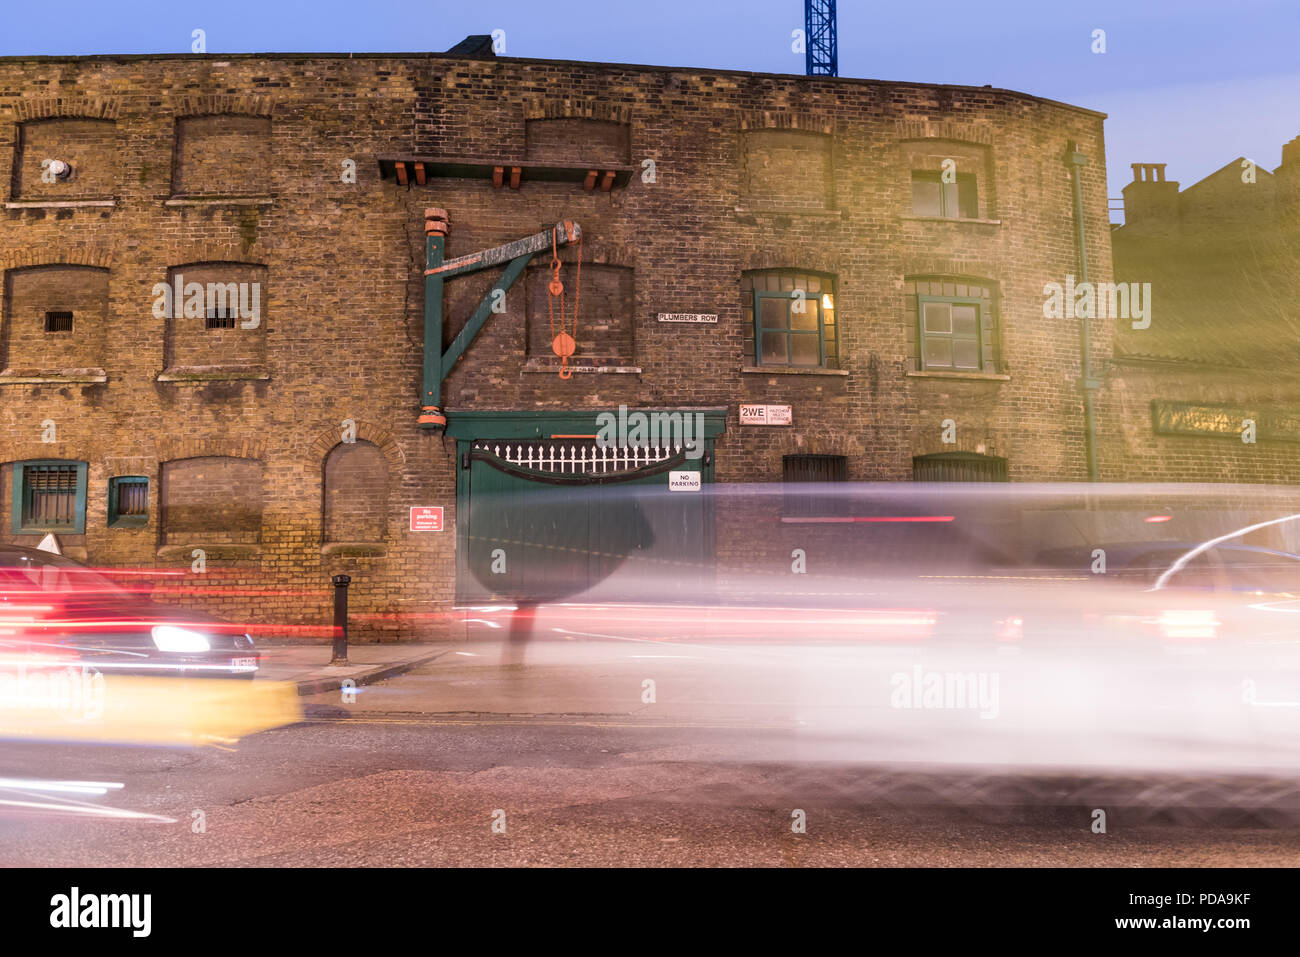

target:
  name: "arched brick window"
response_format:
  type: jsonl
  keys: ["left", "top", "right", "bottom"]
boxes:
{"left": 901, "top": 139, "right": 994, "bottom": 220}
{"left": 323, "top": 441, "right": 389, "bottom": 543}
{"left": 160, "top": 261, "right": 268, "bottom": 375}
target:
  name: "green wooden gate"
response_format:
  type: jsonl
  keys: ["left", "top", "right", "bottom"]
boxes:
{"left": 448, "top": 411, "right": 727, "bottom": 606}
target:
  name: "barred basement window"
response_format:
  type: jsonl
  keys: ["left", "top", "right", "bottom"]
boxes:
{"left": 12, "top": 460, "right": 88, "bottom": 534}
{"left": 783, "top": 454, "right": 848, "bottom": 518}
{"left": 205, "top": 307, "right": 237, "bottom": 330}
{"left": 108, "top": 476, "right": 149, "bottom": 528}
{"left": 44, "top": 310, "right": 74, "bottom": 332}
{"left": 912, "top": 452, "right": 1008, "bottom": 483}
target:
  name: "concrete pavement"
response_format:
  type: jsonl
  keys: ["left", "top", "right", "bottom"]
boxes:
{"left": 254, "top": 641, "right": 451, "bottom": 695}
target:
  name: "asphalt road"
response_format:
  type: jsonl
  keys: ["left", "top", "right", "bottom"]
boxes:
{"left": 4, "top": 648, "right": 1300, "bottom": 866}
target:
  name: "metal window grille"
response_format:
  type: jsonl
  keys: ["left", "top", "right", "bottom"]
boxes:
{"left": 23, "top": 464, "right": 79, "bottom": 527}
{"left": 783, "top": 454, "right": 848, "bottom": 517}
{"left": 472, "top": 440, "right": 678, "bottom": 476}
{"left": 912, "top": 452, "right": 1008, "bottom": 483}
{"left": 206, "top": 307, "right": 236, "bottom": 330}
{"left": 115, "top": 480, "right": 148, "bottom": 517}
{"left": 44, "top": 310, "right": 73, "bottom": 332}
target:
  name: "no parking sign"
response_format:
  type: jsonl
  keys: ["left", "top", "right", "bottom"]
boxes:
{"left": 410, "top": 506, "right": 444, "bottom": 531}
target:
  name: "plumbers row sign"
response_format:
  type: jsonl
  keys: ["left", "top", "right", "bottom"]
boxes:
{"left": 657, "top": 313, "right": 717, "bottom": 323}
{"left": 739, "top": 404, "right": 792, "bottom": 426}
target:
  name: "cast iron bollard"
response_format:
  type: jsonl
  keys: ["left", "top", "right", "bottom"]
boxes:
{"left": 330, "top": 575, "right": 351, "bottom": 665}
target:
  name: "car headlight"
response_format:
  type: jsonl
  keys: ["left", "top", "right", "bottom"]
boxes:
{"left": 151, "top": 625, "right": 211, "bottom": 652}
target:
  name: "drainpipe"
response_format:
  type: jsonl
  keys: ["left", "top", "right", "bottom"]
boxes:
{"left": 1068, "top": 142, "right": 1100, "bottom": 482}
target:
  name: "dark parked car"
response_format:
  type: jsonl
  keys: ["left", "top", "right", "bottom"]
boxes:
{"left": 0, "top": 544, "right": 257, "bottom": 678}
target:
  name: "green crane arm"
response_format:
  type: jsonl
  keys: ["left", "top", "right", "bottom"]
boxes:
{"left": 419, "top": 215, "right": 581, "bottom": 430}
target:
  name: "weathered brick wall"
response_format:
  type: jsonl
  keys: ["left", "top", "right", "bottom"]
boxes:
{"left": 525, "top": 117, "right": 628, "bottom": 166}
{"left": 0, "top": 51, "right": 1117, "bottom": 640}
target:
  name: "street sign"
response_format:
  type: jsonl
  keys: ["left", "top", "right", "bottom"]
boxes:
{"left": 668, "top": 470, "right": 701, "bottom": 491}
{"left": 657, "top": 313, "right": 717, "bottom": 323}
{"left": 739, "top": 404, "right": 792, "bottom": 425}
{"left": 409, "top": 506, "right": 444, "bottom": 531}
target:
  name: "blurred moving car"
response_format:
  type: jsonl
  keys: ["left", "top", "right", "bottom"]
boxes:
{"left": 0, "top": 544, "right": 257, "bottom": 678}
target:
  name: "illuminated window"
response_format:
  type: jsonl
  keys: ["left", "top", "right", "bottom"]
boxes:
{"left": 742, "top": 270, "right": 838, "bottom": 369}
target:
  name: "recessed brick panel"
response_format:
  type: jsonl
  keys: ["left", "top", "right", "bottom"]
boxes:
{"left": 741, "top": 129, "right": 833, "bottom": 210}
{"left": 161, "top": 457, "right": 262, "bottom": 545}
{"left": 162, "top": 262, "right": 268, "bottom": 371}
{"left": 172, "top": 115, "right": 271, "bottom": 196}
{"left": 13, "top": 118, "right": 119, "bottom": 200}
{"left": 527, "top": 263, "right": 633, "bottom": 362}
{"left": 2, "top": 265, "right": 109, "bottom": 374}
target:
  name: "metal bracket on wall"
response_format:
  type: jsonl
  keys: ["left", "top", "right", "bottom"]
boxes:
{"left": 418, "top": 213, "right": 582, "bottom": 432}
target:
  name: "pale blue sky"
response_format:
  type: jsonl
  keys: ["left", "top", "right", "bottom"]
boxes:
{"left": 4, "top": 0, "right": 1297, "bottom": 219}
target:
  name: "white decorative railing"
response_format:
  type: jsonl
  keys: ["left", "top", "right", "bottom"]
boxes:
{"left": 472, "top": 440, "right": 680, "bottom": 475}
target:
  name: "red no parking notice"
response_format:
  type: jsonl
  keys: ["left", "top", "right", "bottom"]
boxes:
{"left": 410, "top": 506, "right": 444, "bottom": 531}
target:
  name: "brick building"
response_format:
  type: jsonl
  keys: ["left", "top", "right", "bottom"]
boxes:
{"left": 1105, "top": 137, "right": 1300, "bottom": 487}
{"left": 0, "top": 38, "right": 1113, "bottom": 639}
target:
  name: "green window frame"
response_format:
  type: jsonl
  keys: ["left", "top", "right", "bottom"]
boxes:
{"left": 918, "top": 294, "right": 984, "bottom": 371}
{"left": 910, "top": 170, "right": 979, "bottom": 219}
{"left": 11, "top": 460, "right": 88, "bottom": 534}
{"left": 754, "top": 290, "right": 827, "bottom": 367}
{"left": 108, "top": 475, "right": 149, "bottom": 528}
{"left": 743, "top": 270, "right": 838, "bottom": 369}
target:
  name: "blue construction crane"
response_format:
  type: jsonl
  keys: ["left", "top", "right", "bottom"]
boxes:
{"left": 805, "top": 0, "right": 838, "bottom": 76}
